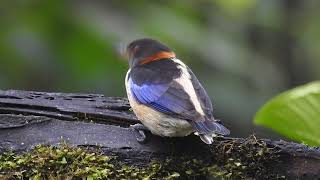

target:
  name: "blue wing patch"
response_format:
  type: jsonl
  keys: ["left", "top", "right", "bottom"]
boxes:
{"left": 129, "top": 78, "right": 172, "bottom": 113}
{"left": 129, "top": 77, "right": 192, "bottom": 114}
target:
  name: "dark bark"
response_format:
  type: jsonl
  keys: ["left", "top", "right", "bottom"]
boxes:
{"left": 0, "top": 90, "right": 319, "bottom": 179}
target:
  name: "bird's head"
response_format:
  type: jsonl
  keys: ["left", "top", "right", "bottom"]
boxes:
{"left": 126, "top": 38, "right": 176, "bottom": 68}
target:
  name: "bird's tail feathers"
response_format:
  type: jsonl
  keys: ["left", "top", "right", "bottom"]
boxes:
{"left": 193, "top": 120, "right": 230, "bottom": 144}
{"left": 199, "top": 134, "right": 215, "bottom": 144}
{"left": 191, "top": 120, "right": 230, "bottom": 136}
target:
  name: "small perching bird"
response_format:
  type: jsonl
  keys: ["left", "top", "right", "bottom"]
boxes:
{"left": 124, "top": 38, "right": 230, "bottom": 144}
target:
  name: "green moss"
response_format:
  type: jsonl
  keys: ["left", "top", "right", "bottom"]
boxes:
{"left": 0, "top": 144, "right": 114, "bottom": 179}
{"left": 0, "top": 143, "right": 203, "bottom": 179}
{"left": 0, "top": 136, "right": 284, "bottom": 179}
{"left": 208, "top": 135, "right": 285, "bottom": 179}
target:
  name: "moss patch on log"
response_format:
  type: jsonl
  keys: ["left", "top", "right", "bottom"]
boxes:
{"left": 0, "top": 143, "right": 206, "bottom": 179}
{"left": 0, "top": 136, "right": 284, "bottom": 179}
{"left": 209, "top": 135, "right": 285, "bottom": 179}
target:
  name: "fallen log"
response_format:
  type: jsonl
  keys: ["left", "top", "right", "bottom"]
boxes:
{"left": 0, "top": 90, "right": 319, "bottom": 179}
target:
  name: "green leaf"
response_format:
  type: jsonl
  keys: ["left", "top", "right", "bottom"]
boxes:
{"left": 254, "top": 81, "right": 320, "bottom": 146}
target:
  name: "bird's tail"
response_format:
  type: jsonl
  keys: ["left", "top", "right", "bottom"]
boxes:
{"left": 199, "top": 134, "right": 215, "bottom": 144}
{"left": 191, "top": 120, "right": 230, "bottom": 144}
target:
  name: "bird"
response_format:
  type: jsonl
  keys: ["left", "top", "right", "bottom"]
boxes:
{"left": 124, "top": 38, "right": 230, "bottom": 144}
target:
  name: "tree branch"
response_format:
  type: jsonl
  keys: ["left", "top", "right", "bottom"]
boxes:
{"left": 0, "top": 90, "right": 319, "bottom": 179}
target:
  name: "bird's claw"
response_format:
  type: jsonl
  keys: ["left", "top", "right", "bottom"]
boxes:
{"left": 130, "top": 124, "right": 149, "bottom": 144}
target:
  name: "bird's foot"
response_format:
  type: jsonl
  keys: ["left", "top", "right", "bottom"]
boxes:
{"left": 130, "top": 124, "right": 149, "bottom": 144}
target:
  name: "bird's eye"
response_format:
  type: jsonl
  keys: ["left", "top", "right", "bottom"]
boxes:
{"left": 132, "top": 45, "right": 140, "bottom": 53}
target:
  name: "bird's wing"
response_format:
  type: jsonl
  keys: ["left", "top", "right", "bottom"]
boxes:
{"left": 187, "top": 67, "right": 214, "bottom": 119}
{"left": 185, "top": 67, "right": 229, "bottom": 135}
{"left": 129, "top": 59, "right": 229, "bottom": 135}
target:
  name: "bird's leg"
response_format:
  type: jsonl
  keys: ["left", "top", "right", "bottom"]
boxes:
{"left": 130, "top": 124, "right": 149, "bottom": 143}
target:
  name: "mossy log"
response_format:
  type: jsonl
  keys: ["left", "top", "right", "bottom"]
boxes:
{"left": 0, "top": 90, "right": 319, "bottom": 179}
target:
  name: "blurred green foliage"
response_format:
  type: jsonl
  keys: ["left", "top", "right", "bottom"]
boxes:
{"left": 255, "top": 81, "right": 320, "bottom": 146}
{"left": 0, "top": 0, "right": 319, "bottom": 137}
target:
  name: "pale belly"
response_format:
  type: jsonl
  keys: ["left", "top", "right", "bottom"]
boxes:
{"left": 125, "top": 70, "right": 193, "bottom": 137}
{"left": 129, "top": 97, "right": 193, "bottom": 137}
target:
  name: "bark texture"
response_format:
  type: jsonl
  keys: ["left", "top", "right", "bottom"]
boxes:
{"left": 0, "top": 90, "right": 319, "bottom": 179}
